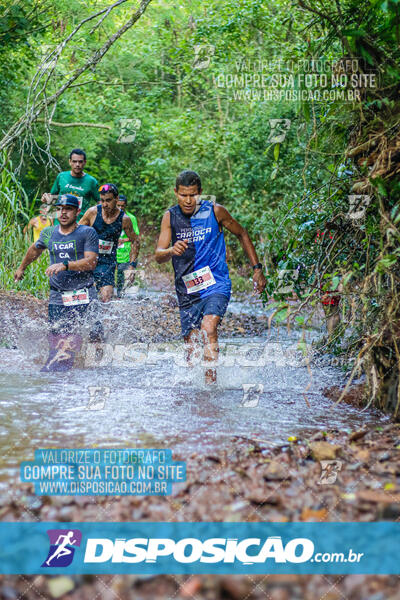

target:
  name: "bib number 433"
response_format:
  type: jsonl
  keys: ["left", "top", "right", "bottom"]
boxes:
{"left": 182, "top": 266, "right": 216, "bottom": 294}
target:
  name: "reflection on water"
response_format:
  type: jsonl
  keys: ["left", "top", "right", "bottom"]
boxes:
{"left": 0, "top": 321, "right": 387, "bottom": 491}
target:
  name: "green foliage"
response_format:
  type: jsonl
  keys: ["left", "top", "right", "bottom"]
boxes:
{"left": 0, "top": 157, "right": 48, "bottom": 295}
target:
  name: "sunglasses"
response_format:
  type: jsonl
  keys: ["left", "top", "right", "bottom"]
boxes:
{"left": 99, "top": 183, "right": 118, "bottom": 194}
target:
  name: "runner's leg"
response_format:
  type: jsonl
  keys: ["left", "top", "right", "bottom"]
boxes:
{"left": 116, "top": 264, "right": 125, "bottom": 298}
{"left": 181, "top": 301, "right": 203, "bottom": 367}
{"left": 200, "top": 314, "right": 220, "bottom": 384}
{"left": 200, "top": 294, "right": 230, "bottom": 384}
{"left": 94, "top": 263, "right": 115, "bottom": 303}
{"left": 183, "top": 329, "right": 202, "bottom": 366}
{"left": 99, "top": 285, "right": 113, "bottom": 303}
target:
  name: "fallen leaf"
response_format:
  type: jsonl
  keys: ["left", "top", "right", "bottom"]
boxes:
{"left": 384, "top": 482, "right": 396, "bottom": 491}
{"left": 48, "top": 577, "right": 74, "bottom": 598}
{"left": 300, "top": 507, "right": 329, "bottom": 521}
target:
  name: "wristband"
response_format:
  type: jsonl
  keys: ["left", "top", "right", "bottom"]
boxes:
{"left": 252, "top": 262, "right": 262, "bottom": 270}
{"left": 62, "top": 260, "right": 69, "bottom": 270}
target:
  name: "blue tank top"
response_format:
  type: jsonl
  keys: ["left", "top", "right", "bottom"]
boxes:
{"left": 169, "top": 200, "right": 231, "bottom": 308}
{"left": 93, "top": 205, "right": 124, "bottom": 264}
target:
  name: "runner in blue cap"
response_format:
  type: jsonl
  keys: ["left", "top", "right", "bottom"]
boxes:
{"left": 15, "top": 194, "right": 103, "bottom": 370}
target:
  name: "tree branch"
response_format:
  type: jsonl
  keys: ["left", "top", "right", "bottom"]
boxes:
{"left": 0, "top": 0, "right": 153, "bottom": 158}
{"left": 36, "top": 119, "right": 112, "bottom": 129}
{"left": 297, "top": 0, "right": 355, "bottom": 57}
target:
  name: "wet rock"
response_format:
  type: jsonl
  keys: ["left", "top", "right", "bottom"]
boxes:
{"left": 1, "top": 586, "right": 18, "bottom": 599}
{"left": 25, "top": 496, "right": 42, "bottom": 512}
{"left": 309, "top": 441, "right": 341, "bottom": 461}
{"left": 162, "top": 294, "right": 178, "bottom": 308}
{"left": 349, "top": 429, "right": 368, "bottom": 442}
{"left": 220, "top": 576, "right": 253, "bottom": 599}
{"left": 381, "top": 502, "right": 400, "bottom": 519}
{"left": 32, "top": 575, "right": 46, "bottom": 589}
{"left": 342, "top": 574, "right": 367, "bottom": 596}
{"left": 58, "top": 506, "right": 74, "bottom": 520}
{"left": 378, "top": 451, "right": 391, "bottom": 461}
{"left": 180, "top": 576, "right": 202, "bottom": 597}
{"left": 245, "top": 483, "right": 278, "bottom": 505}
{"left": 358, "top": 490, "right": 400, "bottom": 503}
{"left": 205, "top": 455, "right": 221, "bottom": 464}
{"left": 348, "top": 461, "right": 363, "bottom": 471}
{"left": 263, "top": 460, "right": 289, "bottom": 481}
{"left": 353, "top": 448, "right": 370, "bottom": 463}
{"left": 268, "top": 589, "right": 291, "bottom": 600}
{"left": 228, "top": 500, "right": 249, "bottom": 512}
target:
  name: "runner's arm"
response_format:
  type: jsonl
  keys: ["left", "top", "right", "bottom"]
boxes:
{"left": 78, "top": 206, "right": 96, "bottom": 226}
{"left": 14, "top": 244, "right": 44, "bottom": 280}
{"left": 69, "top": 227, "right": 98, "bottom": 272}
{"left": 45, "top": 251, "right": 98, "bottom": 277}
{"left": 155, "top": 211, "right": 188, "bottom": 263}
{"left": 41, "top": 176, "right": 60, "bottom": 204}
{"left": 67, "top": 251, "right": 98, "bottom": 271}
{"left": 214, "top": 204, "right": 266, "bottom": 293}
{"left": 122, "top": 215, "right": 140, "bottom": 263}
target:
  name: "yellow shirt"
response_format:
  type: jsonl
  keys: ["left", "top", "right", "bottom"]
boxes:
{"left": 33, "top": 216, "right": 52, "bottom": 242}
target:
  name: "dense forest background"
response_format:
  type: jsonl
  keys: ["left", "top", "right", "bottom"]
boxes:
{"left": 0, "top": 0, "right": 399, "bottom": 414}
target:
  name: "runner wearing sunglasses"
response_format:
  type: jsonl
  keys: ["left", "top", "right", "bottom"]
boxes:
{"left": 79, "top": 183, "right": 139, "bottom": 302}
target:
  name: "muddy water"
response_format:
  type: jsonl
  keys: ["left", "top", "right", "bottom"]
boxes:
{"left": 0, "top": 291, "right": 388, "bottom": 491}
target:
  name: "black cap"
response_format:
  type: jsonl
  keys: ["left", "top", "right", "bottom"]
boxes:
{"left": 55, "top": 194, "right": 80, "bottom": 208}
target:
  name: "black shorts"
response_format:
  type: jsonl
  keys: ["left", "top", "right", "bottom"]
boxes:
{"left": 94, "top": 263, "right": 116, "bottom": 288}
{"left": 179, "top": 293, "right": 230, "bottom": 338}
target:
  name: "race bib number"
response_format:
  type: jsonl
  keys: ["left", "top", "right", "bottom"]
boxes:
{"left": 182, "top": 266, "right": 216, "bottom": 294}
{"left": 61, "top": 288, "right": 90, "bottom": 306}
{"left": 99, "top": 239, "right": 114, "bottom": 254}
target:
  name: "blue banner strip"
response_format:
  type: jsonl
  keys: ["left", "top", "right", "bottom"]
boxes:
{"left": 0, "top": 522, "right": 398, "bottom": 574}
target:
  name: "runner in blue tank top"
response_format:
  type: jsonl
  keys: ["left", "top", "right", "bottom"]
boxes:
{"left": 156, "top": 170, "right": 266, "bottom": 384}
{"left": 79, "top": 183, "right": 140, "bottom": 302}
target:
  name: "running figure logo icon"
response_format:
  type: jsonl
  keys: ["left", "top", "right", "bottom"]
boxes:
{"left": 42, "top": 529, "right": 82, "bottom": 567}
{"left": 192, "top": 45, "right": 215, "bottom": 70}
{"left": 241, "top": 384, "right": 264, "bottom": 407}
{"left": 267, "top": 119, "right": 291, "bottom": 143}
{"left": 317, "top": 460, "right": 342, "bottom": 485}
